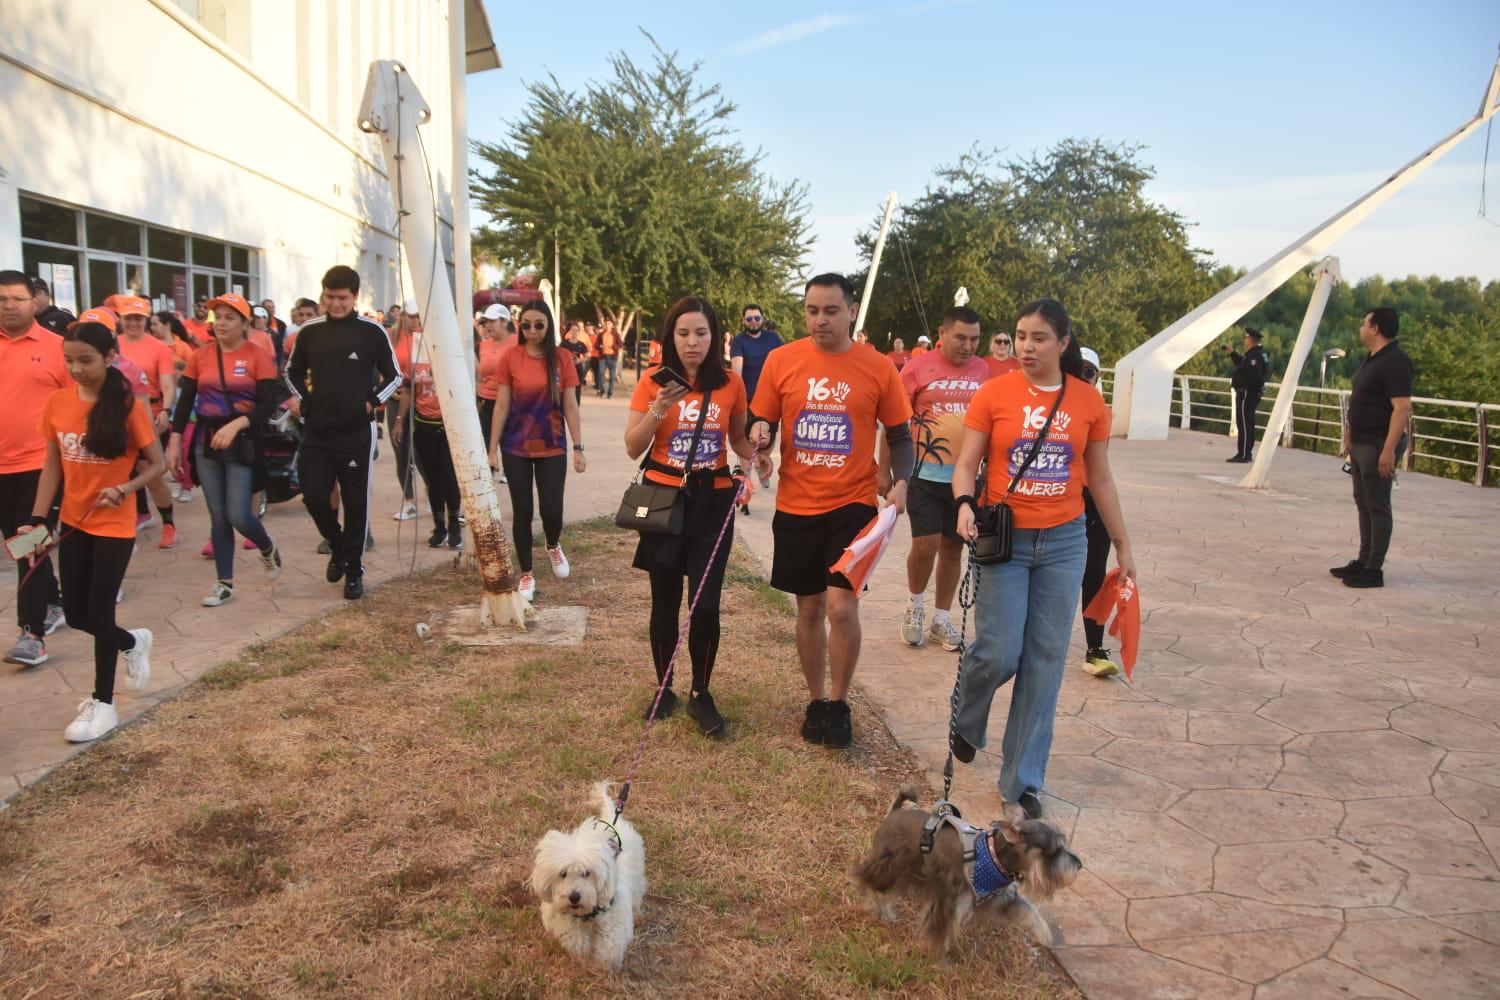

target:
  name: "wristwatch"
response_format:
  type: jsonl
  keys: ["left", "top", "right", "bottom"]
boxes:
{"left": 573, "top": 444, "right": 585, "bottom": 452}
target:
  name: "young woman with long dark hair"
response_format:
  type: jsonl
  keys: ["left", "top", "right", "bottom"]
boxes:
{"left": 166, "top": 293, "right": 283, "bottom": 607}
{"left": 948, "top": 298, "right": 1134, "bottom": 819}
{"left": 624, "top": 297, "right": 755, "bottom": 736}
{"left": 486, "top": 300, "right": 584, "bottom": 601}
{"left": 18, "top": 320, "right": 164, "bottom": 741}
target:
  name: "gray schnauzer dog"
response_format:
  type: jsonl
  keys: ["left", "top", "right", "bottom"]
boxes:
{"left": 852, "top": 787, "right": 1082, "bottom": 958}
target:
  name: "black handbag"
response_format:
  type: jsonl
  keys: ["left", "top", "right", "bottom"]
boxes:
{"left": 615, "top": 388, "right": 712, "bottom": 535}
{"left": 203, "top": 344, "right": 258, "bottom": 466}
{"left": 973, "top": 378, "right": 1066, "bottom": 565}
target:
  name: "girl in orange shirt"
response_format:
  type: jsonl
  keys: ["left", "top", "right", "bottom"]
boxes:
{"left": 947, "top": 298, "right": 1135, "bottom": 820}
{"left": 624, "top": 296, "right": 755, "bottom": 737}
{"left": 20, "top": 320, "right": 165, "bottom": 742}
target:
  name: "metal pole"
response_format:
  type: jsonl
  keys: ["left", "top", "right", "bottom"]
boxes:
{"left": 1240, "top": 257, "right": 1342, "bottom": 489}
{"left": 360, "top": 60, "right": 532, "bottom": 629}
{"left": 854, "top": 191, "right": 897, "bottom": 336}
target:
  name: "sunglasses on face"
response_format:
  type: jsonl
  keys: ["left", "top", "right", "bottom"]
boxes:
{"left": 994, "top": 338, "right": 1011, "bottom": 345}
{"left": 519, "top": 321, "right": 548, "bottom": 332}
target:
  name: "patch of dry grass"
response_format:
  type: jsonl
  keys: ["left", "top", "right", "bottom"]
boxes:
{"left": 0, "top": 519, "right": 1078, "bottom": 998}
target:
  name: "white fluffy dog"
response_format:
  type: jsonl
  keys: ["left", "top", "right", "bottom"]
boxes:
{"left": 530, "top": 781, "right": 646, "bottom": 971}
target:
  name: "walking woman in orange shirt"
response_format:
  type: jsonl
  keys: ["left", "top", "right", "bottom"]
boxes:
{"left": 948, "top": 298, "right": 1135, "bottom": 819}
{"left": 18, "top": 320, "right": 163, "bottom": 742}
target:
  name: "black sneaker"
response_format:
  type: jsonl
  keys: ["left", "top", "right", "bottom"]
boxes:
{"left": 325, "top": 553, "right": 344, "bottom": 583}
{"left": 1017, "top": 790, "right": 1044, "bottom": 819}
{"left": 428, "top": 526, "right": 448, "bottom": 548}
{"left": 447, "top": 524, "right": 463, "bottom": 549}
{"left": 343, "top": 576, "right": 364, "bottom": 600}
{"left": 1343, "top": 567, "right": 1384, "bottom": 589}
{"left": 645, "top": 687, "right": 678, "bottom": 720}
{"left": 317, "top": 538, "right": 332, "bottom": 556}
{"left": 823, "top": 699, "right": 853, "bottom": 749}
{"left": 800, "top": 699, "right": 828, "bottom": 744}
{"left": 1329, "top": 559, "right": 1364, "bottom": 579}
{"left": 686, "top": 691, "right": 726, "bottom": 738}
{"left": 950, "top": 730, "right": 977, "bottom": 763}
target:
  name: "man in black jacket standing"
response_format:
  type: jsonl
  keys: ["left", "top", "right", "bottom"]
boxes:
{"left": 30, "top": 278, "right": 75, "bottom": 336}
{"left": 284, "top": 266, "right": 401, "bottom": 599}
{"left": 1223, "top": 327, "right": 1269, "bottom": 462}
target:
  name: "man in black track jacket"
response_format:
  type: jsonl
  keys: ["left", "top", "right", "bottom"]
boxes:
{"left": 1223, "top": 326, "right": 1270, "bottom": 463}
{"left": 284, "top": 265, "right": 401, "bottom": 599}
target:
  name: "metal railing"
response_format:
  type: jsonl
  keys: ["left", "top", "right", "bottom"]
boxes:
{"left": 1098, "top": 369, "right": 1500, "bottom": 488}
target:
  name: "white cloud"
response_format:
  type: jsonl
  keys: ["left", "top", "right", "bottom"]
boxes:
{"left": 731, "top": 13, "right": 864, "bottom": 55}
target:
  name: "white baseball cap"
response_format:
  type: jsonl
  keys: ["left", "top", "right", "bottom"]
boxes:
{"left": 1080, "top": 347, "right": 1101, "bottom": 369}
{"left": 403, "top": 297, "right": 420, "bottom": 314}
{"left": 251, "top": 305, "right": 269, "bottom": 319}
{"left": 481, "top": 303, "right": 512, "bottom": 322}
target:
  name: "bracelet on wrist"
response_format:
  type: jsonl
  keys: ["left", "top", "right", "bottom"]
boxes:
{"left": 954, "top": 494, "right": 977, "bottom": 512}
{"left": 27, "top": 515, "right": 48, "bottom": 528}
{"left": 572, "top": 444, "right": 585, "bottom": 452}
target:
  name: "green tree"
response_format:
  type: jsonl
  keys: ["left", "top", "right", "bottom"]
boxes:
{"left": 471, "top": 35, "right": 811, "bottom": 338}
{"left": 850, "top": 141, "right": 1217, "bottom": 362}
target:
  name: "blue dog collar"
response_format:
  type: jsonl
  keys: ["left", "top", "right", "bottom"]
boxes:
{"left": 970, "top": 827, "right": 1015, "bottom": 898}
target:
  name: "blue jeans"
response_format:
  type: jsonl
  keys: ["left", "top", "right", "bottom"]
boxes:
{"left": 196, "top": 442, "right": 273, "bottom": 582}
{"left": 954, "top": 516, "right": 1087, "bottom": 803}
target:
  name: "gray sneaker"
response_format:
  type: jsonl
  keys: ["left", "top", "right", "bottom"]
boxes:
{"left": 901, "top": 606, "right": 925, "bottom": 647}
{"left": 4, "top": 632, "right": 47, "bottom": 666}
{"left": 44, "top": 603, "right": 65, "bottom": 636}
{"left": 927, "top": 616, "right": 963, "bottom": 652}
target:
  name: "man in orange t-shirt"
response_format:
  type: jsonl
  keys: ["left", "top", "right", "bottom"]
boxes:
{"left": 749, "top": 272, "right": 914, "bottom": 750}
{"left": 0, "top": 269, "right": 67, "bottom": 663}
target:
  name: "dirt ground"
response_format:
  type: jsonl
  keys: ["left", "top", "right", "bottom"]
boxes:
{"left": 0, "top": 520, "right": 1079, "bottom": 999}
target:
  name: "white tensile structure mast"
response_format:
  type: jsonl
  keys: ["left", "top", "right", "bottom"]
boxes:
{"left": 1111, "top": 53, "right": 1500, "bottom": 447}
{"left": 855, "top": 191, "right": 898, "bottom": 336}
{"left": 359, "top": 60, "right": 532, "bottom": 629}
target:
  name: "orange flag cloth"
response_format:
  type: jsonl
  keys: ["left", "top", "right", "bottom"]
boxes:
{"left": 1082, "top": 568, "right": 1141, "bottom": 680}
{"left": 829, "top": 505, "right": 900, "bottom": 594}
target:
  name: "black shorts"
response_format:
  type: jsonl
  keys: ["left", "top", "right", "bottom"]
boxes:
{"left": 907, "top": 477, "right": 961, "bottom": 541}
{"left": 770, "top": 502, "right": 878, "bottom": 596}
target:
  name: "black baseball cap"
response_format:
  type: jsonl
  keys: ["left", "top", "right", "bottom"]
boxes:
{"left": 30, "top": 277, "right": 48, "bottom": 294}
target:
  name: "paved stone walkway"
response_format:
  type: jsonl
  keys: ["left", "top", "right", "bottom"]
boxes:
{"left": 5, "top": 390, "right": 1498, "bottom": 998}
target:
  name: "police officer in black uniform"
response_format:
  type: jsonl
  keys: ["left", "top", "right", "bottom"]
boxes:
{"left": 1223, "top": 327, "right": 1269, "bottom": 463}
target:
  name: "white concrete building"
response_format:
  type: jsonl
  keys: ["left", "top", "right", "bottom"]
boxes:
{"left": 0, "top": 0, "right": 498, "bottom": 316}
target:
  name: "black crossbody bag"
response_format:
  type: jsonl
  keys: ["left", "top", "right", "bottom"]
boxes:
{"left": 202, "top": 344, "right": 258, "bottom": 466}
{"left": 973, "top": 378, "right": 1066, "bottom": 565}
{"left": 615, "top": 389, "right": 713, "bottom": 536}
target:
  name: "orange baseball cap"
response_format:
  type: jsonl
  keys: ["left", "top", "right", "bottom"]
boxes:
{"left": 68, "top": 308, "right": 119, "bottom": 333}
{"left": 116, "top": 295, "right": 150, "bottom": 318}
{"left": 206, "top": 292, "right": 250, "bottom": 320}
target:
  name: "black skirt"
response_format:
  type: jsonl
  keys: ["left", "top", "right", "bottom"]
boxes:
{"left": 632, "top": 474, "right": 736, "bottom": 578}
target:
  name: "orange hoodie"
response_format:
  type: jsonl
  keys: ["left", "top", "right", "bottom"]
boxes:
{"left": 1082, "top": 568, "right": 1141, "bottom": 680}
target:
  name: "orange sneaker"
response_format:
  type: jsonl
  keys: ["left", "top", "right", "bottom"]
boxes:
{"left": 158, "top": 524, "right": 179, "bottom": 549}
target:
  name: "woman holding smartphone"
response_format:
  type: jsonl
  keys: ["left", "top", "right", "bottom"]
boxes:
{"left": 624, "top": 297, "right": 755, "bottom": 736}
{"left": 948, "top": 299, "right": 1133, "bottom": 819}
{"left": 21, "top": 318, "right": 163, "bottom": 742}
{"left": 486, "top": 300, "right": 584, "bottom": 601}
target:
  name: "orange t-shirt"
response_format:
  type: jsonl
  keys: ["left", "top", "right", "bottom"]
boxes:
{"left": 0, "top": 323, "right": 69, "bottom": 473}
{"left": 168, "top": 337, "right": 194, "bottom": 373}
{"left": 494, "top": 347, "right": 581, "bottom": 457}
{"left": 117, "top": 334, "right": 175, "bottom": 410}
{"left": 962, "top": 371, "right": 1111, "bottom": 529}
{"left": 984, "top": 355, "right": 1021, "bottom": 379}
{"left": 750, "top": 339, "right": 913, "bottom": 515}
{"left": 477, "top": 337, "right": 509, "bottom": 401}
{"left": 39, "top": 387, "right": 158, "bottom": 538}
{"left": 182, "top": 318, "right": 210, "bottom": 344}
{"left": 630, "top": 369, "right": 747, "bottom": 487}
{"left": 249, "top": 328, "right": 277, "bottom": 361}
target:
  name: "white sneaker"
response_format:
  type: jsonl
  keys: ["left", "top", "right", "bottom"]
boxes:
{"left": 44, "top": 603, "right": 65, "bottom": 636}
{"left": 64, "top": 698, "right": 119, "bottom": 742}
{"left": 261, "top": 541, "right": 282, "bottom": 581}
{"left": 548, "top": 545, "right": 570, "bottom": 579}
{"left": 392, "top": 501, "right": 419, "bottom": 521}
{"left": 202, "top": 583, "right": 235, "bottom": 607}
{"left": 901, "top": 606, "right": 925, "bottom": 647}
{"left": 518, "top": 572, "right": 536, "bottom": 602}
{"left": 123, "top": 628, "right": 152, "bottom": 691}
{"left": 175, "top": 485, "right": 194, "bottom": 503}
{"left": 928, "top": 616, "right": 963, "bottom": 652}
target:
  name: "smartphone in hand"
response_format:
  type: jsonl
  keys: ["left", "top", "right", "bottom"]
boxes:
{"left": 4, "top": 526, "right": 51, "bottom": 562}
{"left": 650, "top": 366, "right": 693, "bottom": 392}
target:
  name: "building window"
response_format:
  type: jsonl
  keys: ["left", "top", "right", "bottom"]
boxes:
{"left": 19, "top": 194, "right": 257, "bottom": 313}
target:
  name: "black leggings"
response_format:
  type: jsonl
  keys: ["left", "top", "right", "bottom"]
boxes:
{"left": 648, "top": 561, "right": 726, "bottom": 694}
{"left": 58, "top": 527, "right": 137, "bottom": 704}
{"left": 1081, "top": 489, "right": 1111, "bottom": 650}
{"left": 411, "top": 420, "right": 462, "bottom": 528}
{"left": 0, "top": 470, "right": 59, "bottom": 637}
{"left": 385, "top": 402, "right": 416, "bottom": 501}
{"left": 500, "top": 452, "right": 566, "bottom": 572}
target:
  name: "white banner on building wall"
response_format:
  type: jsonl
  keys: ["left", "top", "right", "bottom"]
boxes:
{"left": 51, "top": 264, "right": 78, "bottom": 315}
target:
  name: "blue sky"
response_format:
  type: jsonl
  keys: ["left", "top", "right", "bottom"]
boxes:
{"left": 470, "top": 1, "right": 1500, "bottom": 283}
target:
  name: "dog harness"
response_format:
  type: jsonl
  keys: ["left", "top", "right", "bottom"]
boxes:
{"left": 920, "top": 801, "right": 1020, "bottom": 900}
